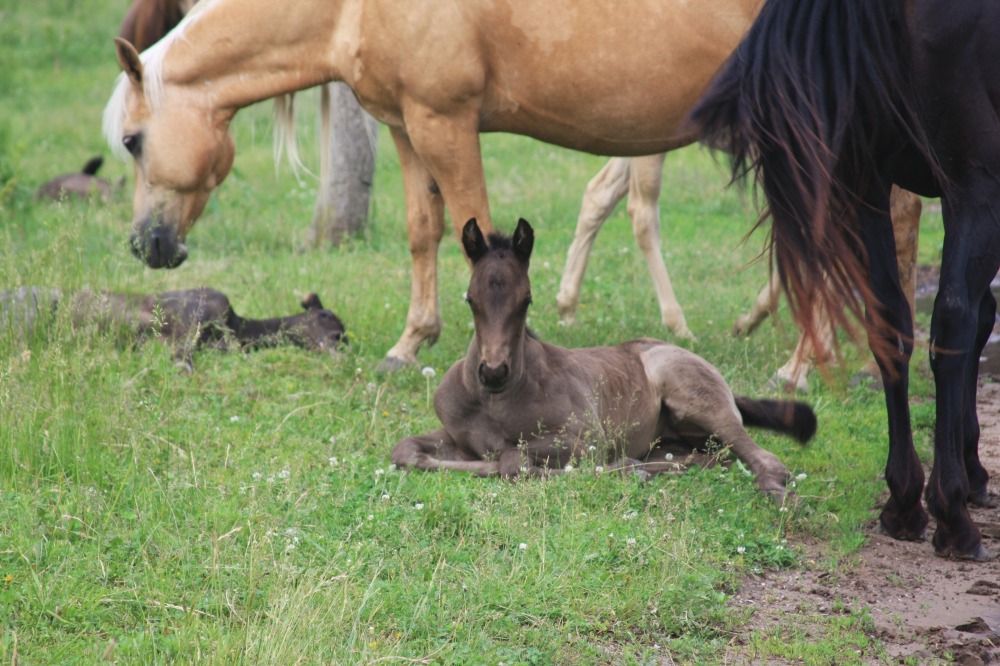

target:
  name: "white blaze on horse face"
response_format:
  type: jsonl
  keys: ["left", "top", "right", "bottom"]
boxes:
{"left": 118, "top": 78, "right": 236, "bottom": 243}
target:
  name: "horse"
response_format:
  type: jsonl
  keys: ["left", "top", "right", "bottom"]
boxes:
{"left": 0, "top": 286, "right": 346, "bottom": 372}
{"left": 558, "top": 155, "right": 922, "bottom": 393}
{"left": 35, "top": 156, "right": 120, "bottom": 202}
{"left": 102, "top": 0, "right": 765, "bottom": 368}
{"left": 119, "top": 0, "right": 197, "bottom": 53}
{"left": 391, "top": 219, "right": 816, "bottom": 498}
{"left": 691, "top": 0, "right": 1000, "bottom": 560}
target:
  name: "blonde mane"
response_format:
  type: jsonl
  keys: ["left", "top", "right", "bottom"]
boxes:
{"left": 102, "top": 0, "right": 322, "bottom": 180}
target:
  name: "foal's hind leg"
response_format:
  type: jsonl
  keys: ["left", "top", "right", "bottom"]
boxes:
{"left": 640, "top": 345, "right": 791, "bottom": 499}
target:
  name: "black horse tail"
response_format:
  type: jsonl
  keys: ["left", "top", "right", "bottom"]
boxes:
{"left": 735, "top": 397, "right": 817, "bottom": 445}
{"left": 690, "top": 0, "right": 943, "bottom": 364}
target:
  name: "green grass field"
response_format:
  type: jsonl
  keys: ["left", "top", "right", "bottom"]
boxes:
{"left": 0, "top": 1, "right": 946, "bottom": 663}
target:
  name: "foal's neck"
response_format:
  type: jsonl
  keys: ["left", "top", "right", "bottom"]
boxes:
{"left": 229, "top": 313, "right": 307, "bottom": 349}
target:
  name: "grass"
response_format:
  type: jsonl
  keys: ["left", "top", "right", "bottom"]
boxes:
{"left": 0, "top": 1, "right": 947, "bottom": 663}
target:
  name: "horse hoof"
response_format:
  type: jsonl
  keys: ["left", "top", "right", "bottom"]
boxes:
{"left": 377, "top": 355, "right": 415, "bottom": 373}
{"left": 969, "top": 489, "right": 999, "bottom": 508}
{"left": 766, "top": 373, "right": 807, "bottom": 395}
{"left": 934, "top": 543, "right": 995, "bottom": 562}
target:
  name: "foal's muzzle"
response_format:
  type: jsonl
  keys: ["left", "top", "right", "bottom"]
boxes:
{"left": 130, "top": 220, "right": 188, "bottom": 269}
{"left": 478, "top": 361, "right": 510, "bottom": 392}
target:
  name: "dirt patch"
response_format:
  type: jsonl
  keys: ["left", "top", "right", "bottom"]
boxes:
{"left": 725, "top": 271, "right": 1000, "bottom": 664}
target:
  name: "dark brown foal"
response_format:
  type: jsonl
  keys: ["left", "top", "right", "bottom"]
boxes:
{"left": 1, "top": 287, "right": 346, "bottom": 372}
{"left": 392, "top": 219, "right": 816, "bottom": 499}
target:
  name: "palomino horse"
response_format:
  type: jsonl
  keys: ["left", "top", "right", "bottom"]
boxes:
{"left": 693, "top": 0, "right": 1000, "bottom": 560}
{"left": 391, "top": 219, "right": 816, "bottom": 498}
{"left": 102, "top": 0, "right": 765, "bottom": 368}
{"left": 0, "top": 286, "right": 345, "bottom": 371}
{"left": 119, "top": 0, "right": 197, "bottom": 52}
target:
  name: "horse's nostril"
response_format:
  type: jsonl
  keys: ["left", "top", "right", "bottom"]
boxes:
{"left": 478, "top": 361, "right": 509, "bottom": 389}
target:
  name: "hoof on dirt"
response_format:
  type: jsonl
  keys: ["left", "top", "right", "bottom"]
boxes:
{"left": 877, "top": 521, "right": 927, "bottom": 542}
{"left": 933, "top": 542, "right": 995, "bottom": 562}
{"left": 969, "top": 489, "right": 999, "bottom": 509}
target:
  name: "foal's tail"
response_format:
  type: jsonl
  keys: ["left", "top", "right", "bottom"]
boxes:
{"left": 690, "top": 0, "right": 942, "bottom": 365}
{"left": 735, "top": 397, "right": 816, "bottom": 445}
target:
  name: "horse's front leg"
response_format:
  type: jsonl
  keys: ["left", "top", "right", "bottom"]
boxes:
{"left": 391, "top": 429, "right": 500, "bottom": 477}
{"left": 496, "top": 434, "right": 583, "bottom": 480}
{"left": 625, "top": 154, "right": 693, "bottom": 339}
{"left": 857, "top": 191, "right": 927, "bottom": 542}
{"left": 382, "top": 128, "right": 447, "bottom": 369}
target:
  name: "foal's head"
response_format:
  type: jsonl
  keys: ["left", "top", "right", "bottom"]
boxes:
{"left": 286, "top": 293, "right": 348, "bottom": 353}
{"left": 461, "top": 218, "right": 534, "bottom": 393}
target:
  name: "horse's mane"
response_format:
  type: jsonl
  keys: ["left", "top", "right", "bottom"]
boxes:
{"left": 102, "top": 0, "right": 376, "bottom": 189}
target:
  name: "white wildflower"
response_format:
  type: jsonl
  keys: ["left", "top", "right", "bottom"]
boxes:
{"left": 421, "top": 366, "right": 436, "bottom": 378}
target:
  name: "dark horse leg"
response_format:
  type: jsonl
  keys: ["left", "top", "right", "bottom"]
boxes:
{"left": 926, "top": 184, "right": 1000, "bottom": 560}
{"left": 858, "top": 187, "right": 928, "bottom": 541}
{"left": 966, "top": 289, "right": 997, "bottom": 508}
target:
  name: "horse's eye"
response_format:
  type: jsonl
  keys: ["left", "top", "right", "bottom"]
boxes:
{"left": 122, "top": 133, "right": 142, "bottom": 157}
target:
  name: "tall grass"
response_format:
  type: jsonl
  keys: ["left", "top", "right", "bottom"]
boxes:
{"left": 0, "top": 1, "right": 945, "bottom": 663}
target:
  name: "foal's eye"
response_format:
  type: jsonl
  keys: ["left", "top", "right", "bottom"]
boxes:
{"left": 122, "top": 133, "right": 142, "bottom": 157}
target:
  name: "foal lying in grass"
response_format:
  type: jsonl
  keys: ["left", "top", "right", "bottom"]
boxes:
{"left": 0, "top": 287, "right": 346, "bottom": 372}
{"left": 392, "top": 219, "right": 816, "bottom": 499}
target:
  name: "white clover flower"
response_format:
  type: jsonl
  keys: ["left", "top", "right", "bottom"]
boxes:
{"left": 252, "top": 471, "right": 263, "bottom": 480}
{"left": 518, "top": 542, "right": 527, "bottom": 550}
{"left": 329, "top": 436, "right": 337, "bottom": 445}
{"left": 381, "top": 493, "right": 391, "bottom": 501}
{"left": 795, "top": 472, "right": 808, "bottom": 482}
{"left": 421, "top": 366, "right": 436, "bottom": 378}
{"left": 623, "top": 511, "right": 638, "bottom": 520}
{"left": 594, "top": 466, "right": 605, "bottom": 473}
{"left": 328, "top": 456, "right": 339, "bottom": 466}
{"left": 717, "top": 508, "right": 724, "bottom": 515}
{"left": 627, "top": 537, "right": 636, "bottom": 546}
{"left": 230, "top": 415, "right": 240, "bottom": 423}
{"left": 737, "top": 546, "right": 746, "bottom": 555}
{"left": 277, "top": 469, "right": 290, "bottom": 479}
{"left": 564, "top": 464, "right": 574, "bottom": 472}
{"left": 664, "top": 453, "right": 673, "bottom": 461}
{"left": 587, "top": 445, "right": 597, "bottom": 452}
{"left": 374, "top": 468, "right": 385, "bottom": 477}
{"left": 414, "top": 502, "right": 424, "bottom": 510}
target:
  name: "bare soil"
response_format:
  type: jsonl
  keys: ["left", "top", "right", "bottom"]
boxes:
{"left": 723, "top": 271, "right": 1000, "bottom": 665}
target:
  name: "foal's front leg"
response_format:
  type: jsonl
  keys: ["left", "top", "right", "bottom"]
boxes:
{"left": 391, "top": 429, "right": 500, "bottom": 477}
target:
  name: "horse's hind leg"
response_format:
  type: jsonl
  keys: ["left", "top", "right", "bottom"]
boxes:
{"left": 857, "top": 188, "right": 928, "bottom": 542}
{"left": 733, "top": 273, "right": 781, "bottom": 336}
{"left": 626, "top": 154, "right": 693, "bottom": 339}
{"left": 641, "top": 345, "right": 791, "bottom": 499}
{"left": 926, "top": 184, "right": 1000, "bottom": 560}
{"left": 557, "top": 158, "right": 632, "bottom": 325}
{"left": 965, "top": 288, "right": 996, "bottom": 508}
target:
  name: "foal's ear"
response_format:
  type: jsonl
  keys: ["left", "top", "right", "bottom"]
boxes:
{"left": 301, "top": 293, "right": 325, "bottom": 311}
{"left": 114, "top": 37, "right": 144, "bottom": 87}
{"left": 512, "top": 218, "right": 534, "bottom": 264}
{"left": 462, "top": 218, "right": 489, "bottom": 264}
